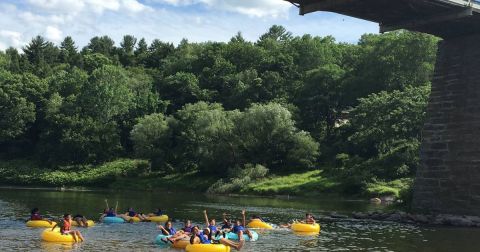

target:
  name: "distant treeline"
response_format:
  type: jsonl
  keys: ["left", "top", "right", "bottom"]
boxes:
{"left": 0, "top": 26, "right": 439, "bottom": 191}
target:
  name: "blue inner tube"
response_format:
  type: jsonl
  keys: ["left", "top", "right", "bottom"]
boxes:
{"left": 103, "top": 216, "right": 125, "bottom": 223}
{"left": 217, "top": 230, "right": 259, "bottom": 241}
{"left": 154, "top": 234, "right": 172, "bottom": 248}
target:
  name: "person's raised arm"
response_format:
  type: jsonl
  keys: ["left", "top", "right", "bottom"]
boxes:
{"left": 241, "top": 209, "right": 246, "bottom": 226}
{"left": 158, "top": 225, "right": 168, "bottom": 235}
{"left": 203, "top": 210, "right": 209, "bottom": 227}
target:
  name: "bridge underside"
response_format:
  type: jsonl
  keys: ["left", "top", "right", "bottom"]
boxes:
{"left": 290, "top": 0, "right": 480, "bottom": 38}
{"left": 288, "top": 0, "right": 480, "bottom": 216}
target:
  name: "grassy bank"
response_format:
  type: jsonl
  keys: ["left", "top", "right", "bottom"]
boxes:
{"left": 242, "top": 170, "right": 340, "bottom": 196}
{"left": 0, "top": 159, "right": 150, "bottom": 187}
{"left": 0, "top": 158, "right": 413, "bottom": 201}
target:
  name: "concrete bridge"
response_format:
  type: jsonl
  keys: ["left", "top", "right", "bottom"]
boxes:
{"left": 288, "top": 0, "right": 480, "bottom": 216}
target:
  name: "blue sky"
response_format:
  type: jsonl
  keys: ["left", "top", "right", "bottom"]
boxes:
{"left": 0, "top": 0, "right": 378, "bottom": 50}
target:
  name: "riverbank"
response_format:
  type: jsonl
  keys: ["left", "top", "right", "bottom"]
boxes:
{"left": 0, "top": 158, "right": 411, "bottom": 200}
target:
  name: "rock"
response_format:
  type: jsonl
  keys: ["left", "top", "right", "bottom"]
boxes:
{"left": 330, "top": 212, "right": 348, "bottom": 219}
{"left": 443, "top": 215, "right": 474, "bottom": 227}
{"left": 352, "top": 212, "right": 367, "bottom": 219}
{"left": 370, "top": 198, "right": 382, "bottom": 204}
{"left": 412, "top": 214, "right": 429, "bottom": 224}
{"left": 385, "top": 213, "right": 402, "bottom": 221}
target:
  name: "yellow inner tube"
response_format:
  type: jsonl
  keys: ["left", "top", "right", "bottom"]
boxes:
{"left": 71, "top": 220, "right": 95, "bottom": 227}
{"left": 146, "top": 215, "right": 169, "bottom": 222}
{"left": 186, "top": 244, "right": 231, "bottom": 252}
{"left": 172, "top": 239, "right": 190, "bottom": 249}
{"left": 26, "top": 220, "right": 57, "bottom": 228}
{"left": 247, "top": 219, "right": 273, "bottom": 229}
{"left": 41, "top": 228, "right": 75, "bottom": 242}
{"left": 291, "top": 222, "right": 320, "bottom": 233}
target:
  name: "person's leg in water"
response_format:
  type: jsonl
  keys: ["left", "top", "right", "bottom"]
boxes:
{"left": 238, "top": 230, "right": 244, "bottom": 241}
{"left": 167, "top": 232, "right": 189, "bottom": 243}
{"left": 65, "top": 230, "right": 78, "bottom": 242}
{"left": 75, "top": 230, "right": 84, "bottom": 241}
{"left": 219, "top": 238, "right": 245, "bottom": 251}
{"left": 244, "top": 229, "right": 253, "bottom": 239}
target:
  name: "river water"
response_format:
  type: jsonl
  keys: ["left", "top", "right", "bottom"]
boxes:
{"left": 0, "top": 187, "right": 479, "bottom": 252}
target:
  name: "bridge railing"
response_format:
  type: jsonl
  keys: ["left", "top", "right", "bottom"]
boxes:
{"left": 445, "top": 0, "right": 480, "bottom": 8}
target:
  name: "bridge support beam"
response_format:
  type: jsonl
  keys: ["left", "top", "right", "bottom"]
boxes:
{"left": 413, "top": 34, "right": 480, "bottom": 215}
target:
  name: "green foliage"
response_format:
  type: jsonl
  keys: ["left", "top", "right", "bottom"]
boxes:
{"left": 79, "top": 65, "right": 134, "bottom": 121}
{"left": 344, "top": 31, "right": 438, "bottom": 102}
{"left": 0, "top": 70, "right": 36, "bottom": 140}
{"left": 365, "top": 178, "right": 413, "bottom": 198}
{"left": 130, "top": 113, "right": 171, "bottom": 169}
{"left": 236, "top": 103, "right": 319, "bottom": 172}
{"left": 243, "top": 170, "right": 339, "bottom": 195}
{"left": 0, "top": 159, "right": 149, "bottom": 186}
{"left": 333, "top": 85, "right": 430, "bottom": 192}
{"left": 207, "top": 164, "right": 269, "bottom": 194}
{"left": 0, "top": 27, "right": 439, "bottom": 198}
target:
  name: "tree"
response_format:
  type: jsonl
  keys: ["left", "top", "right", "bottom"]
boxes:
{"left": 5, "top": 47, "right": 20, "bottom": 73}
{"left": 344, "top": 85, "right": 430, "bottom": 179}
{"left": 146, "top": 39, "right": 174, "bottom": 68}
{"left": 134, "top": 38, "right": 148, "bottom": 66}
{"left": 23, "top": 36, "right": 59, "bottom": 76}
{"left": 296, "top": 63, "right": 346, "bottom": 139}
{"left": 0, "top": 70, "right": 36, "bottom": 141}
{"left": 79, "top": 65, "right": 134, "bottom": 122}
{"left": 171, "top": 102, "right": 240, "bottom": 173}
{"left": 160, "top": 72, "right": 209, "bottom": 112}
{"left": 130, "top": 113, "right": 171, "bottom": 169}
{"left": 120, "top": 35, "right": 137, "bottom": 66}
{"left": 257, "top": 25, "right": 293, "bottom": 46}
{"left": 85, "top": 36, "right": 116, "bottom": 57}
{"left": 59, "top": 36, "right": 81, "bottom": 67}
{"left": 344, "top": 31, "right": 438, "bottom": 103}
{"left": 83, "top": 53, "right": 113, "bottom": 72}
{"left": 236, "top": 103, "right": 319, "bottom": 172}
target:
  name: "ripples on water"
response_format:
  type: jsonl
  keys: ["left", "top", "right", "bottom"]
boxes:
{"left": 0, "top": 188, "right": 479, "bottom": 252}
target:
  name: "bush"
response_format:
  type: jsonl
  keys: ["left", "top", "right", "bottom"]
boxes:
{"left": 365, "top": 178, "right": 413, "bottom": 198}
{"left": 207, "top": 163, "right": 268, "bottom": 194}
{"left": 0, "top": 159, "right": 149, "bottom": 187}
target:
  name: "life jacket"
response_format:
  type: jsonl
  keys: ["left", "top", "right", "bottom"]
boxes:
{"left": 167, "top": 227, "right": 176, "bottom": 235}
{"left": 106, "top": 210, "right": 116, "bottom": 217}
{"left": 128, "top": 211, "right": 136, "bottom": 217}
{"left": 221, "top": 223, "right": 232, "bottom": 229}
{"left": 233, "top": 225, "right": 244, "bottom": 234}
{"left": 60, "top": 219, "right": 71, "bottom": 232}
{"left": 31, "top": 213, "right": 42, "bottom": 220}
{"left": 182, "top": 226, "right": 193, "bottom": 233}
{"left": 208, "top": 225, "right": 217, "bottom": 233}
{"left": 197, "top": 232, "right": 211, "bottom": 244}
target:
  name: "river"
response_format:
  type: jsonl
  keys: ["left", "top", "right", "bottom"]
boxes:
{"left": 0, "top": 187, "right": 479, "bottom": 251}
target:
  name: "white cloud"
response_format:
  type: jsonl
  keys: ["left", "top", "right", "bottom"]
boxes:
{"left": 153, "top": 0, "right": 292, "bottom": 18}
{"left": 27, "top": 0, "right": 150, "bottom": 14}
{"left": 0, "top": 30, "right": 23, "bottom": 50}
{"left": 45, "top": 26, "right": 63, "bottom": 42}
{"left": 122, "top": 0, "right": 152, "bottom": 12}
{"left": 0, "top": 0, "right": 378, "bottom": 51}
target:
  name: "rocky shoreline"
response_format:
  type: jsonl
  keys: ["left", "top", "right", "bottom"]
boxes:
{"left": 326, "top": 210, "right": 480, "bottom": 227}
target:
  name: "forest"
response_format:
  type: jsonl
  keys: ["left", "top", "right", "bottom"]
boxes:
{"left": 0, "top": 25, "right": 439, "bottom": 200}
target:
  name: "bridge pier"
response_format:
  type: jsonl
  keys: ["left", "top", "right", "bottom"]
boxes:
{"left": 413, "top": 34, "right": 480, "bottom": 215}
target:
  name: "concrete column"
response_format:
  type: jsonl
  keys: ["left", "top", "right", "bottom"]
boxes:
{"left": 413, "top": 34, "right": 480, "bottom": 215}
